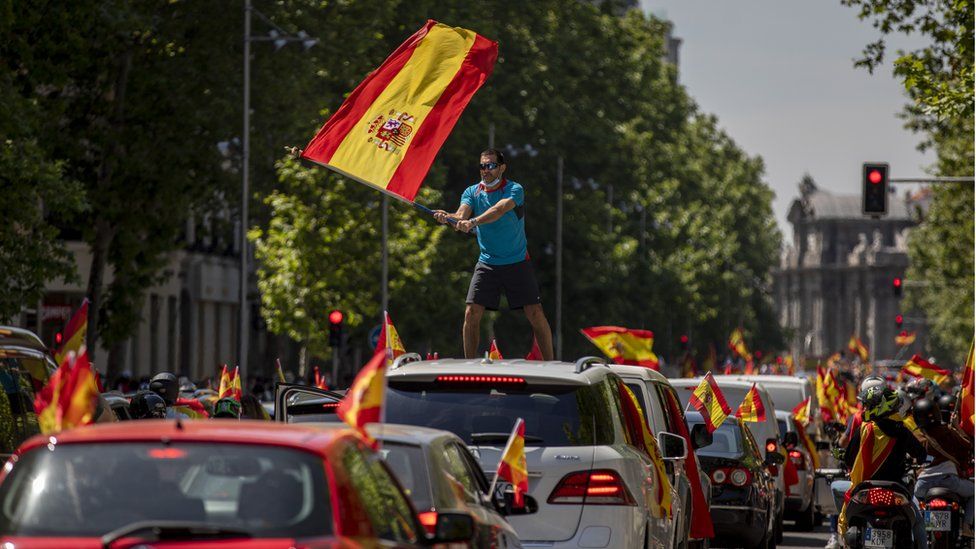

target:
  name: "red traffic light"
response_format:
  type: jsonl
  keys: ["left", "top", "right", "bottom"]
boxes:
{"left": 679, "top": 335, "right": 689, "bottom": 344}
{"left": 868, "top": 170, "right": 883, "bottom": 184}
{"left": 55, "top": 332, "right": 62, "bottom": 345}
{"left": 893, "top": 277, "right": 902, "bottom": 288}
{"left": 328, "top": 310, "right": 344, "bottom": 325}
{"left": 895, "top": 314, "right": 904, "bottom": 327}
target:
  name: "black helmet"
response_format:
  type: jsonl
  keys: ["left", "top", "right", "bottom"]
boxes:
{"left": 149, "top": 372, "right": 179, "bottom": 406}
{"left": 912, "top": 397, "right": 942, "bottom": 429}
{"left": 129, "top": 391, "right": 167, "bottom": 419}
{"left": 938, "top": 393, "right": 956, "bottom": 411}
{"left": 863, "top": 386, "right": 900, "bottom": 421}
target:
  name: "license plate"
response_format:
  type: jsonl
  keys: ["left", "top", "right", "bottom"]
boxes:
{"left": 864, "top": 526, "right": 893, "bottom": 548}
{"left": 925, "top": 510, "right": 951, "bottom": 531}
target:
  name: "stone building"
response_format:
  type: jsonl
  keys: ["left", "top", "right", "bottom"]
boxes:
{"left": 774, "top": 177, "right": 925, "bottom": 362}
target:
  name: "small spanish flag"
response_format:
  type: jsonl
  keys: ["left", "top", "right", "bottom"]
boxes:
{"left": 792, "top": 397, "right": 812, "bottom": 427}
{"left": 957, "top": 341, "right": 974, "bottom": 438}
{"left": 34, "top": 348, "right": 99, "bottom": 434}
{"left": 217, "top": 365, "right": 232, "bottom": 399}
{"left": 525, "top": 337, "right": 544, "bottom": 361}
{"left": 581, "top": 326, "right": 659, "bottom": 369}
{"left": 374, "top": 311, "right": 406, "bottom": 365}
{"left": 488, "top": 339, "right": 503, "bottom": 360}
{"left": 690, "top": 372, "right": 732, "bottom": 433}
{"left": 54, "top": 299, "right": 89, "bottom": 365}
{"left": 495, "top": 417, "right": 529, "bottom": 509}
{"left": 681, "top": 352, "right": 698, "bottom": 378}
{"left": 894, "top": 330, "right": 917, "bottom": 346}
{"left": 302, "top": 21, "right": 497, "bottom": 203}
{"left": 901, "top": 354, "right": 950, "bottom": 386}
{"left": 728, "top": 328, "right": 752, "bottom": 361}
{"left": 784, "top": 355, "right": 796, "bottom": 376}
{"left": 735, "top": 383, "right": 766, "bottom": 422}
{"left": 313, "top": 366, "right": 329, "bottom": 390}
{"left": 337, "top": 351, "right": 388, "bottom": 448}
{"left": 847, "top": 334, "right": 869, "bottom": 363}
{"left": 230, "top": 366, "right": 243, "bottom": 401}
{"left": 701, "top": 344, "right": 717, "bottom": 373}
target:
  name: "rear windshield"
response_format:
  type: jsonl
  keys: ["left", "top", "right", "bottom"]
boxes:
{"left": 763, "top": 385, "right": 804, "bottom": 412}
{"left": 385, "top": 381, "right": 617, "bottom": 447}
{"left": 0, "top": 442, "right": 331, "bottom": 537}
{"left": 380, "top": 442, "right": 433, "bottom": 512}
{"left": 685, "top": 419, "right": 743, "bottom": 457}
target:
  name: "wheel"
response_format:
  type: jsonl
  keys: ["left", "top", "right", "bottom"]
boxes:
{"left": 795, "top": 500, "right": 816, "bottom": 531}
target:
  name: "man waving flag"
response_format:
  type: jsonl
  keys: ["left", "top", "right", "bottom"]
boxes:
{"left": 690, "top": 372, "right": 732, "bottom": 433}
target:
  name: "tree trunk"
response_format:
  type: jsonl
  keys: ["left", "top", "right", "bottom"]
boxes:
{"left": 85, "top": 218, "right": 113, "bottom": 364}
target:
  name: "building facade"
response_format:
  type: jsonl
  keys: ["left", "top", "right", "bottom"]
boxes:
{"left": 774, "top": 177, "right": 925, "bottom": 362}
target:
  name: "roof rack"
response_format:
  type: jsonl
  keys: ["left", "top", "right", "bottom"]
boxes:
{"left": 390, "top": 352, "right": 423, "bottom": 370}
{"left": 574, "top": 356, "right": 608, "bottom": 374}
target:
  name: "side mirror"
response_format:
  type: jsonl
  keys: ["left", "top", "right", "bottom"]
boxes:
{"left": 658, "top": 432, "right": 688, "bottom": 460}
{"left": 690, "top": 423, "right": 713, "bottom": 450}
{"left": 782, "top": 431, "right": 798, "bottom": 449}
{"left": 495, "top": 491, "right": 539, "bottom": 516}
{"left": 430, "top": 511, "right": 475, "bottom": 543}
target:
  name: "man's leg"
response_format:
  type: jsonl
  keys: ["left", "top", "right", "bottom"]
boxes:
{"left": 523, "top": 304, "right": 554, "bottom": 361}
{"left": 463, "top": 304, "right": 485, "bottom": 359}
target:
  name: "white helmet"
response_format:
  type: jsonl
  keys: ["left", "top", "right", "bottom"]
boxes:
{"left": 858, "top": 375, "right": 887, "bottom": 402}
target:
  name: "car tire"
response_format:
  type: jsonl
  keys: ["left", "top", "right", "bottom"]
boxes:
{"left": 794, "top": 500, "right": 815, "bottom": 531}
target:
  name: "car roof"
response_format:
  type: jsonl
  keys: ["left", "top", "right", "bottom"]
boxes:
{"left": 0, "top": 326, "right": 47, "bottom": 353}
{"left": 387, "top": 356, "right": 612, "bottom": 386}
{"left": 728, "top": 375, "right": 811, "bottom": 386}
{"left": 684, "top": 410, "right": 742, "bottom": 428}
{"left": 20, "top": 419, "right": 357, "bottom": 456}
{"left": 671, "top": 378, "right": 759, "bottom": 391}
{"left": 364, "top": 423, "right": 460, "bottom": 446}
{"left": 607, "top": 364, "right": 669, "bottom": 384}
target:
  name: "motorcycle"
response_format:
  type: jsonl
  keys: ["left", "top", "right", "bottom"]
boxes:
{"left": 919, "top": 486, "right": 962, "bottom": 549}
{"left": 842, "top": 479, "right": 922, "bottom": 549}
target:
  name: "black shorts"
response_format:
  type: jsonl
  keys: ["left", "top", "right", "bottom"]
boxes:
{"left": 466, "top": 260, "right": 542, "bottom": 311}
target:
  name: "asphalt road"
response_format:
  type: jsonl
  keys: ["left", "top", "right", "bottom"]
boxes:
{"left": 780, "top": 523, "right": 832, "bottom": 549}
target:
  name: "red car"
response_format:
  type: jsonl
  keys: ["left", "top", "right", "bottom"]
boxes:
{"left": 0, "top": 420, "right": 474, "bottom": 548}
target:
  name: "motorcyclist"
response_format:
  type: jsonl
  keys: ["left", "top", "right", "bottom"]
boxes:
{"left": 841, "top": 386, "right": 928, "bottom": 547}
{"left": 150, "top": 372, "right": 209, "bottom": 418}
{"left": 129, "top": 390, "right": 168, "bottom": 419}
{"left": 912, "top": 397, "right": 974, "bottom": 537}
{"left": 212, "top": 397, "right": 242, "bottom": 419}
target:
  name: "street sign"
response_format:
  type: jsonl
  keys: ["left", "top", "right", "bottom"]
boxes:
{"left": 368, "top": 324, "right": 382, "bottom": 349}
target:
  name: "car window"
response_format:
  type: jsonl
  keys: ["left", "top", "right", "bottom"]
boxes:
{"left": 625, "top": 382, "right": 666, "bottom": 434}
{"left": 777, "top": 419, "right": 788, "bottom": 437}
{"left": 660, "top": 386, "right": 689, "bottom": 435}
{"left": 385, "top": 380, "right": 619, "bottom": 446}
{"left": 441, "top": 442, "right": 481, "bottom": 504}
{"left": 342, "top": 443, "right": 419, "bottom": 543}
{"left": 380, "top": 442, "right": 433, "bottom": 512}
{"left": 0, "top": 358, "right": 41, "bottom": 455}
{"left": 0, "top": 442, "right": 330, "bottom": 537}
{"left": 742, "top": 425, "right": 763, "bottom": 459}
{"left": 685, "top": 419, "right": 742, "bottom": 457}
{"left": 763, "top": 385, "right": 804, "bottom": 412}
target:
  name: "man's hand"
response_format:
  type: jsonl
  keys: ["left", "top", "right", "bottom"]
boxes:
{"left": 455, "top": 219, "right": 476, "bottom": 233}
{"left": 432, "top": 210, "right": 453, "bottom": 225}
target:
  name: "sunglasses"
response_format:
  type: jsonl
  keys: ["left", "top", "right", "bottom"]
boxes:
{"left": 479, "top": 162, "right": 500, "bottom": 170}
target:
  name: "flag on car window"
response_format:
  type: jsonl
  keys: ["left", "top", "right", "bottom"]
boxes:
{"left": 54, "top": 299, "right": 89, "bottom": 366}
{"left": 792, "top": 397, "right": 811, "bottom": 427}
{"left": 792, "top": 416, "right": 820, "bottom": 469}
{"left": 956, "top": 341, "right": 974, "bottom": 437}
{"left": 690, "top": 372, "right": 731, "bottom": 433}
{"left": 488, "top": 339, "right": 503, "bottom": 360}
{"left": 661, "top": 390, "right": 715, "bottom": 538}
{"left": 301, "top": 20, "right": 497, "bottom": 203}
{"left": 34, "top": 348, "right": 99, "bottom": 434}
{"left": 619, "top": 382, "right": 672, "bottom": 518}
{"left": 374, "top": 311, "right": 406, "bottom": 365}
{"left": 337, "top": 351, "right": 388, "bottom": 449}
{"left": 847, "top": 334, "right": 869, "bottom": 363}
{"left": 581, "top": 326, "right": 659, "bottom": 369}
{"left": 900, "top": 354, "right": 950, "bottom": 386}
{"left": 735, "top": 383, "right": 766, "bottom": 422}
{"left": 495, "top": 417, "right": 529, "bottom": 509}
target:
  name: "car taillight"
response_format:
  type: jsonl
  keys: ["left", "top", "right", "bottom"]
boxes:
{"left": 548, "top": 470, "right": 636, "bottom": 506}
{"left": 418, "top": 511, "right": 438, "bottom": 535}
{"left": 711, "top": 469, "right": 727, "bottom": 484}
{"left": 729, "top": 468, "right": 751, "bottom": 487}
{"left": 766, "top": 441, "right": 777, "bottom": 453}
{"left": 789, "top": 450, "right": 806, "bottom": 470}
{"left": 436, "top": 375, "right": 526, "bottom": 384}
{"left": 853, "top": 488, "right": 906, "bottom": 507}
{"left": 923, "top": 498, "right": 958, "bottom": 510}
{"left": 322, "top": 402, "right": 340, "bottom": 409}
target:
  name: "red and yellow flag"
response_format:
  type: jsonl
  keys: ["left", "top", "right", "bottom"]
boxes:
{"left": 956, "top": 341, "right": 973, "bottom": 438}
{"left": 374, "top": 311, "right": 406, "bottom": 365}
{"left": 701, "top": 344, "right": 717, "bottom": 373}
{"left": 488, "top": 339, "right": 503, "bottom": 360}
{"left": 495, "top": 417, "right": 529, "bottom": 509}
{"left": 217, "top": 365, "right": 232, "bottom": 399}
{"left": 581, "top": 326, "right": 659, "bottom": 369}
{"left": 525, "top": 337, "right": 544, "bottom": 361}
{"left": 337, "top": 351, "right": 388, "bottom": 448}
{"left": 34, "top": 348, "right": 99, "bottom": 434}
{"left": 231, "top": 366, "right": 242, "bottom": 401}
{"left": 848, "top": 334, "right": 869, "bottom": 363}
{"left": 728, "top": 328, "right": 752, "bottom": 361}
{"left": 792, "top": 397, "right": 812, "bottom": 428}
{"left": 313, "top": 366, "right": 329, "bottom": 390}
{"left": 784, "top": 355, "right": 796, "bottom": 376}
{"left": 661, "top": 389, "right": 714, "bottom": 538}
{"left": 894, "top": 330, "right": 917, "bottom": 347}
{"left": 54, "top": 299, "right": 89, "bottom": 365}
{"left": 846, "top": 422, "right": 896, "bottom": 499}
{"left": 735, "top": 383, "right": 766, "bottom": 422}
{"left": 681, "top": 352, "right": 698, "bottom": 378}
{"left": 690, "top": 372, "right": 732, "bottom": 433}
{"left": 901, "top": 354, "right": 950, "bottom": 386}
{"left": 301, "top": 21, "right": 497, "bottom": 202}
{"left": 618, "top": 382, "right": 672, "bottom": 518}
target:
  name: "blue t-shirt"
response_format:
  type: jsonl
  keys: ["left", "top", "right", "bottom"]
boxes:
{"left": 460, "top": 179, "right": 527, "bottom": 265}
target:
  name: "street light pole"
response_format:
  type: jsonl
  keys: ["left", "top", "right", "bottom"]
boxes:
{"left": 555, "top": 156, "right": 563, "bottom": 360}
{"left": 239, "top": 0, "right": 252, "bottom": 381}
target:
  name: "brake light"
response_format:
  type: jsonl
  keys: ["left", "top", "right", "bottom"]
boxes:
{"left": 322, "top": 402, "right": 340, "bottom": 409}
{"left": 548, "top": 470, "right": 636, "bottom": 506}
{"left": 709, "top": 467, "right": 750, "bottom": 486}
{"left": 148, "top": 448, "right": 186, "bottom": 459}
{"left": 853, "top": 488, "right": 906, "bottom": 506}
{"left": 418, "top": 511, "right": 438, "bottom": 535}
{"left": 711, "top": 469, "right": 726, "bottom": 484}
{"left": 436, "top": 375, "right": 526, "bottom": 384}
{"left": 766, "top": 441, "right": 777, "bottom": 453}
{"left": 923, "top": 498, "right": 957, "bottom": 510}
{"left": 789, "top": 450, "right": 806, "bottom": 470}
{"left": 729, "top": 468, "right": 751, "bottom": 487}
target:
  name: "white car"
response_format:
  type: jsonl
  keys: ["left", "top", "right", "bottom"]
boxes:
{"left": 672, "top": 377, "right": 785, "bottom": 544}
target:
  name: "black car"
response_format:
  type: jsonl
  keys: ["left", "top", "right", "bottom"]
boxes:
{"left": 686, "top": 412, "right": 781, "bottom": 549}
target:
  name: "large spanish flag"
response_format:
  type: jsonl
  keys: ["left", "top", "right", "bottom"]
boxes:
{"left": 956, "top": 341, "right": 973, "bottom": 438}
{"left": 690, "top": 372, "right": 732, "bottom": 433}
{"left": 901, "top": 354, "right": 950, "bottom": 386}
{"left": 735, "top": 383, "right": 766, "bottom": 422}
{"left": 581, "top": 326, "right": 659, "bottom": 368}
{"left": 337, "top": 351, "right": 388, "bottom": 448}
{"left": 54, "top": 299, "right": 89, "bottom": 365}
{"left": 34, "top": 349, "right": 99, "bottom": 434}
{"left": 374, "top": 310, "right": 406, "bottom": 365}
{"left": 495, "top": 417, "right": 529, "bottom": 509}
{"left": 846, "top": 422, "right": 896, "bottom": 499}
{"left": 301, "top": 20, "right": 497, "bottom": 202}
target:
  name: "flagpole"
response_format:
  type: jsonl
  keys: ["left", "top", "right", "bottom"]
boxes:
{"left": 382, "top": 195, "right": 389, "bottom": 318}
{"left": 555, "top": 156, "right": 563, "bottom": 361}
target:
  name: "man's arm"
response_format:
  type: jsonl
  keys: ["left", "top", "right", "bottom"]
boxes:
{"left": 456, "top": 198, "right": 515, "bottom": 233}
{"left": 432, "top": 204, "right": 473, "bottom": 226}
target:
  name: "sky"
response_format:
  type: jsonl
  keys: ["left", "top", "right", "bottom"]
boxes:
{"left": 639, "top": 0, "right": 935, "bottom": 241}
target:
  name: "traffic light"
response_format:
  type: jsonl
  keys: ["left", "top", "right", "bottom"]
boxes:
{"left": 892, "top": 277, "right": 903, "bottom": 297}
{"left": 861, "top": 162, "right": 889, "bottom": 216}
{"left": 328, "top": 309, "right": 344, "bottom": 347}
{"left": 679, "top": 334, "right": 689, "bottom": 351}
{"left": 895, "top": 314, "right": 904, "bottom": 329}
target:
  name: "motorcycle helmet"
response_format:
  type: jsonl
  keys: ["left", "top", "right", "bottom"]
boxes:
{"left": 213, "top": 397, "right": 242, "bottom": 419}
{"left": 862, "top": 386, "right": 900, "bottom": 421}
{"left": 938, "top": 393, "right": 956, "bottom": 424}
{"left": 904, "top": 378, "right": 936, "bottom": 402}
{"left": 129, "top": 391, "right": 167, "bottom": 419}
{"left": 149, "top": 372, "right": 179, "bottom": 406}
{"left": 857, "top": 376, "right": 887, "bottom": 403}
{"left": 912, "top": 397, "right": 942, "bottom": 429}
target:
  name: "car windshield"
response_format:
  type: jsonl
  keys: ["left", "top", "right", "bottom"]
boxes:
{"left": 0, "top": 442, "right": 331, "bottom": 537}
{"left": 384, "top": 381, "right": 615, "bottom": 447}
{"left": 380, "top": 442, "right": 433, "bottom": 512}
{"left": 686, "top": 420, "right": 743, "bottom": 457}
{"left": 763, "top": 385, "right": 804, "bottom": 412}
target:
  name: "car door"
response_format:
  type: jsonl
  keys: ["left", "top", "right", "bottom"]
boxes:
{"left": 273, "top": 383, "right": 344, "bottom": 423}
{"left": 439, "top": 439, "right": 509, "bottom": 548}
